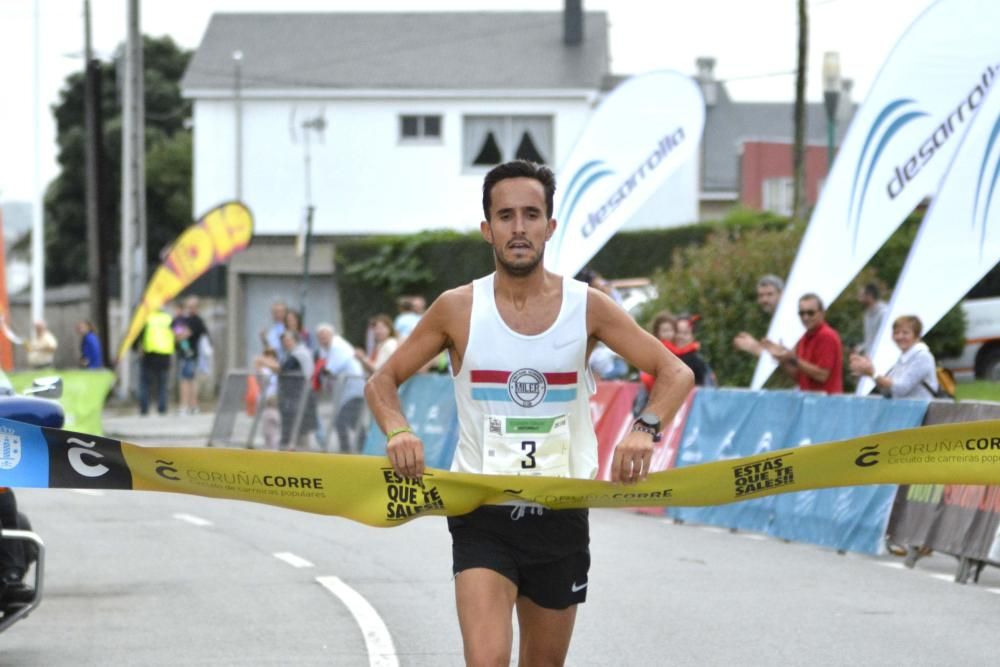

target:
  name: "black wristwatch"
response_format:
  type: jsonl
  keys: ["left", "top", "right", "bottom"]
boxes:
{"left": 631, "top": 412, "right": 662, "bottom": 442}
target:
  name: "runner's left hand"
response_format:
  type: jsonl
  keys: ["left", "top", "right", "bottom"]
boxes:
{"left": 611, "top": 431, "right": 654, "bottom": 484}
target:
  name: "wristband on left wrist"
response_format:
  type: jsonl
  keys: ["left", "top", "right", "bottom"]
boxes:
{"left": 630, "top": 422, "right": 662, "bottom": 443}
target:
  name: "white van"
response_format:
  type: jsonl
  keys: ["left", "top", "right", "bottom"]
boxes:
{"left": 940, "top": 297, "right": 1000, "bottom": 381}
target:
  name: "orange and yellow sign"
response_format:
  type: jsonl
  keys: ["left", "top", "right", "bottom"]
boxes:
{"left": 116, "top": 202, "right": 253, "bottom": 360}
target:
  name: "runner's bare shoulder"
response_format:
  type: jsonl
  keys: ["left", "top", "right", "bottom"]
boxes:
{"left": 422, "top": 284, "right": 473, "bottom": 358}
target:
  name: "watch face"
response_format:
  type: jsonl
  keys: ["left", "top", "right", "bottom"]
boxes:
{"left": 638, "top": 412, "right": 660, "bottom": 429}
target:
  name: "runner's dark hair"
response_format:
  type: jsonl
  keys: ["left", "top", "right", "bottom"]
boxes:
{"left": 482, "top": 160, "right": 556, "bottom": 220}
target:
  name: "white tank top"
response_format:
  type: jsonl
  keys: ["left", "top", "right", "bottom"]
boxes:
{"left": 451, "top": 273, "right": 598, "bottom": 479}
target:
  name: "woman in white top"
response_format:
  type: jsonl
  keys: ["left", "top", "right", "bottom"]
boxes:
{"left": 355, "top": 313, "right": 399, "bottom": 375}
{"left": 849, "top": 315, "right": 938, "bottom": 398}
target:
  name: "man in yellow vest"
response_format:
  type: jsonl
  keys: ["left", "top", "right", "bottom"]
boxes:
{"left": 138, "top": 306, "right": 176, "bottom": 415}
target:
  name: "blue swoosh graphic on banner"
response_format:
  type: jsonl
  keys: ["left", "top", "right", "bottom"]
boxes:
{"left": 852, "top": 109, "right": 928, "bottom": 253}
{"left": 551, "top": 161, "right": 615, "bottom": 260}
{"left": 848, "top": 99, "right": 916, "bottom": 231}
{"left": 973, "top": 113, "right": 1000, "bottom": 259}
{"left": 553, "top": 161, "right": 603, "bottom": 256}
{"left": 561, "top": 169, "right": 614, "bottom": 227}
{"left": 557, "top": 160, "right": 604, "bottom": 220}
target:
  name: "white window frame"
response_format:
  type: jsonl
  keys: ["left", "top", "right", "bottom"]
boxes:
{"left": 399, "top": 114, "right": 443, "bottom": 143}
{"left": 761, "top": 177, "right": 795, "bottom": 216}
{"left": 462, "top": 115, "right": 554, "bottom": 171}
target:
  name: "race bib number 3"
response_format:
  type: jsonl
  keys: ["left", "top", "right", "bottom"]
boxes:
{"left": 482, "top": 415, "right": 570, "bottom": 477}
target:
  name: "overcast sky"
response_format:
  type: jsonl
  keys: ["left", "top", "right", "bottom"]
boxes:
{"left": 0, "top": 0, "right": 935, "bottom": 204}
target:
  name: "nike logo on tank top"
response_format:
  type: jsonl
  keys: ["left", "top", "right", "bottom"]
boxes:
{"left": 451, "top": 273, "right": 598, "bottom": 479}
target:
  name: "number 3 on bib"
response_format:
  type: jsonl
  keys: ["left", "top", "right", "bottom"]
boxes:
{"left": 482, "top": 415, "right": 570, "bottom": 477}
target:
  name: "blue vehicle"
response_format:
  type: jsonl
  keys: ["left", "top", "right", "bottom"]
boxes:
{"left": 0, "top": 374, "right": 64, "bottom": 633}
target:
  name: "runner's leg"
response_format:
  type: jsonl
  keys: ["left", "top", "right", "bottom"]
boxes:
{"left": 454, "top": 567, "right": 517, "bottom": 667}
{"left": 515, "top": 597, "right": 577, "bottom": 667}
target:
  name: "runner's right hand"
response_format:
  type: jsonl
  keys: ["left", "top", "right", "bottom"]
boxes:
{"left": 387, "top": 431, "right": 425, "bottom": 479}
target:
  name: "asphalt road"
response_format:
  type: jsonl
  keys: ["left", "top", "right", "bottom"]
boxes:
{"left": 3, "top": 483, "right": 999, "bottom": 666}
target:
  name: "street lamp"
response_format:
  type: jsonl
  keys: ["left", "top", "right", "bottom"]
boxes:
{"left": 233, "top": 50, "right": 244, "bottom": 201}
{"left": 822, "top": 51, "right": 842, "bottom": 174}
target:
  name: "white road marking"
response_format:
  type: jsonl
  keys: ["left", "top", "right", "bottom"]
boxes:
{"left": 928, "top": 573, "right": 955, "bottom": 583}
{"left": 986, "top": 588, "right": 1000, "bottom": 595}
{"left": 71, "top": 489, "right": 104, "bottom": 496}
{"left": 697, "top": 526, "right": 729, "bottom": 534}
{"left": 740, "top": 533, "right": 767, "bottom": 541}
{"left": 876, "top": 562, "right": 905, "bottom": 570}
{"left": 274, "top": 551, "right": 314, "bottom": 569}
{"left": 317, "top": 576, "right": 398, "bottom": 667}
{"left": 173, "top": 513, "right": 213, "bottom": 527}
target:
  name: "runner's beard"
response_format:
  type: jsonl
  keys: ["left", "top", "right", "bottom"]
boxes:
{"left": 494, "top": 245, "right": 544, "bottom": 277}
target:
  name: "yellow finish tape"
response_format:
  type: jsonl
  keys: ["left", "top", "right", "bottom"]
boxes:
{"left": 118, "top": 420, "right": 1000, "bottom": 527}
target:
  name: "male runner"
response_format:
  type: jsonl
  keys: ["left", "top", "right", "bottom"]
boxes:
{"left": 365, "top": 160, "right": 693, "bottom": 666}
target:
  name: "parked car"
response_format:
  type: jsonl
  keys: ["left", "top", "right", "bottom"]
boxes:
{"left": 940, "top": 297, "right": 1000, "bottom": 381}
{"left": 609, "top": 277, "right": 658, "bottom": 319}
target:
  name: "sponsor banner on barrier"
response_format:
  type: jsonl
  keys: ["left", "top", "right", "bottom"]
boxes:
{"left": 591, "top": 381, "right": 642, "bottom": 481}
{"left": 887, "top": 400, "right": 1000, "bottom": 562}
{"left": 4, "top": 417, "right": 1000, "bottom": 528}
{"left": 9, "top": 369, "right": 115, "bottom": 435}
{"left": 362, "top": 374, "right": 460, "bottom": 470}
{"left": 671, "top": 389, "right": 928, "bottom": 553}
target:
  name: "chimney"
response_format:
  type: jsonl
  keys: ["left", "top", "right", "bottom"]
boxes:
{"left": 564, "top": 0, "right": 583, "bottom": 46}
{"left": 695, "top": 57, "right": 718, "bottom": 107}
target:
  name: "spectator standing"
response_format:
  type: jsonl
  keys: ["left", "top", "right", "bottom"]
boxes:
{"left": 315, "top": 323, "right": 367, "bottom": 452}
{"left": 76, "top": 320, "right": 104, "bottom": 369}
{"left": 849, "top": 315, "right": 938, "bottom": 399}
{"left": 355, "top": 314, "right": 399, "bottom": 375}
{"left": 0, "top": 315, "right": 58, "bottom": 369}
{"left": 138, "top": 307, "right": 176, "bottom": 415}
{"left": 762, "top": 293, "right": 843, "bottom": 393}
{"left": 276, "top": 330, "right": 317, "bottom": 449}
{"left": 260, "top": 300, "right": 288, "bottom": 355}
{"left": 393, "top": 296, "right": 425, "bottom": 341}
{"left": 26, "top": 320, "right": 58, "bottom": 369}
{"left": 733, "top": 274, "right": 784, "bottom": 357}
{"left": 672, "top": 316, "right": 715, "bottom": 387}
{"left": 284, "top": 309, "right": 313, "bottom": 350}
{"left": 253, "top": 347, "right": 282, "bottom": 449}
{"left": 173, "top": 296, "right": 209, "bottom": 415}
{"left": 858, "top": 282, "right": 888, "bottom": 355}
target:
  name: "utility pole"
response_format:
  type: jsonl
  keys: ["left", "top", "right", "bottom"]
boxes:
{"left": 791, "top": 0, "right": 809, "bottom": 223}
{"left": 298, "top": 115, "right": 326, "bottom": 323}
{"left": 119, "top": 0, "right": 147, "bottom": 395}
{"left": 83, "top": 0, "right": 110, "bottom": 367}
{"left": 233, "top": 50, "right": 243, "bottom": 201}
{"left": 31, "top": 0, "right": 45, "bottom": 325}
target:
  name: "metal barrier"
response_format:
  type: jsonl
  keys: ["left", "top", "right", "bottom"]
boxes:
{"left": 208, "top": 370, "right": 369, "bottom": 452}
{"left": 207, "top": 370, "right": 261, "bottom": 448}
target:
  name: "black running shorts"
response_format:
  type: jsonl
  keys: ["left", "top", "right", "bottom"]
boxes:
{"left": 447, "top": 505, "right": 590, "bottom": 610}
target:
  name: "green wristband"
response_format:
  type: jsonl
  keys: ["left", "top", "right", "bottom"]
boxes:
{"left": 386, "top": 426, "right": 413, "bottom": 441}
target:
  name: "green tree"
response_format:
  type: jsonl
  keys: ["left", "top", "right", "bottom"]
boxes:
{"left": 42, "top": 35, "right": 192, "bottom": 286}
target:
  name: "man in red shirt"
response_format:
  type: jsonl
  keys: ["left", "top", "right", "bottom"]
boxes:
{"left": 762, "top": 293, "right": 843, "bottom": 393}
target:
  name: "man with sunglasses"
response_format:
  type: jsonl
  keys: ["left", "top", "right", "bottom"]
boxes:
{"left": 761, "top": 293, "right": 843, "bottom": 393}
